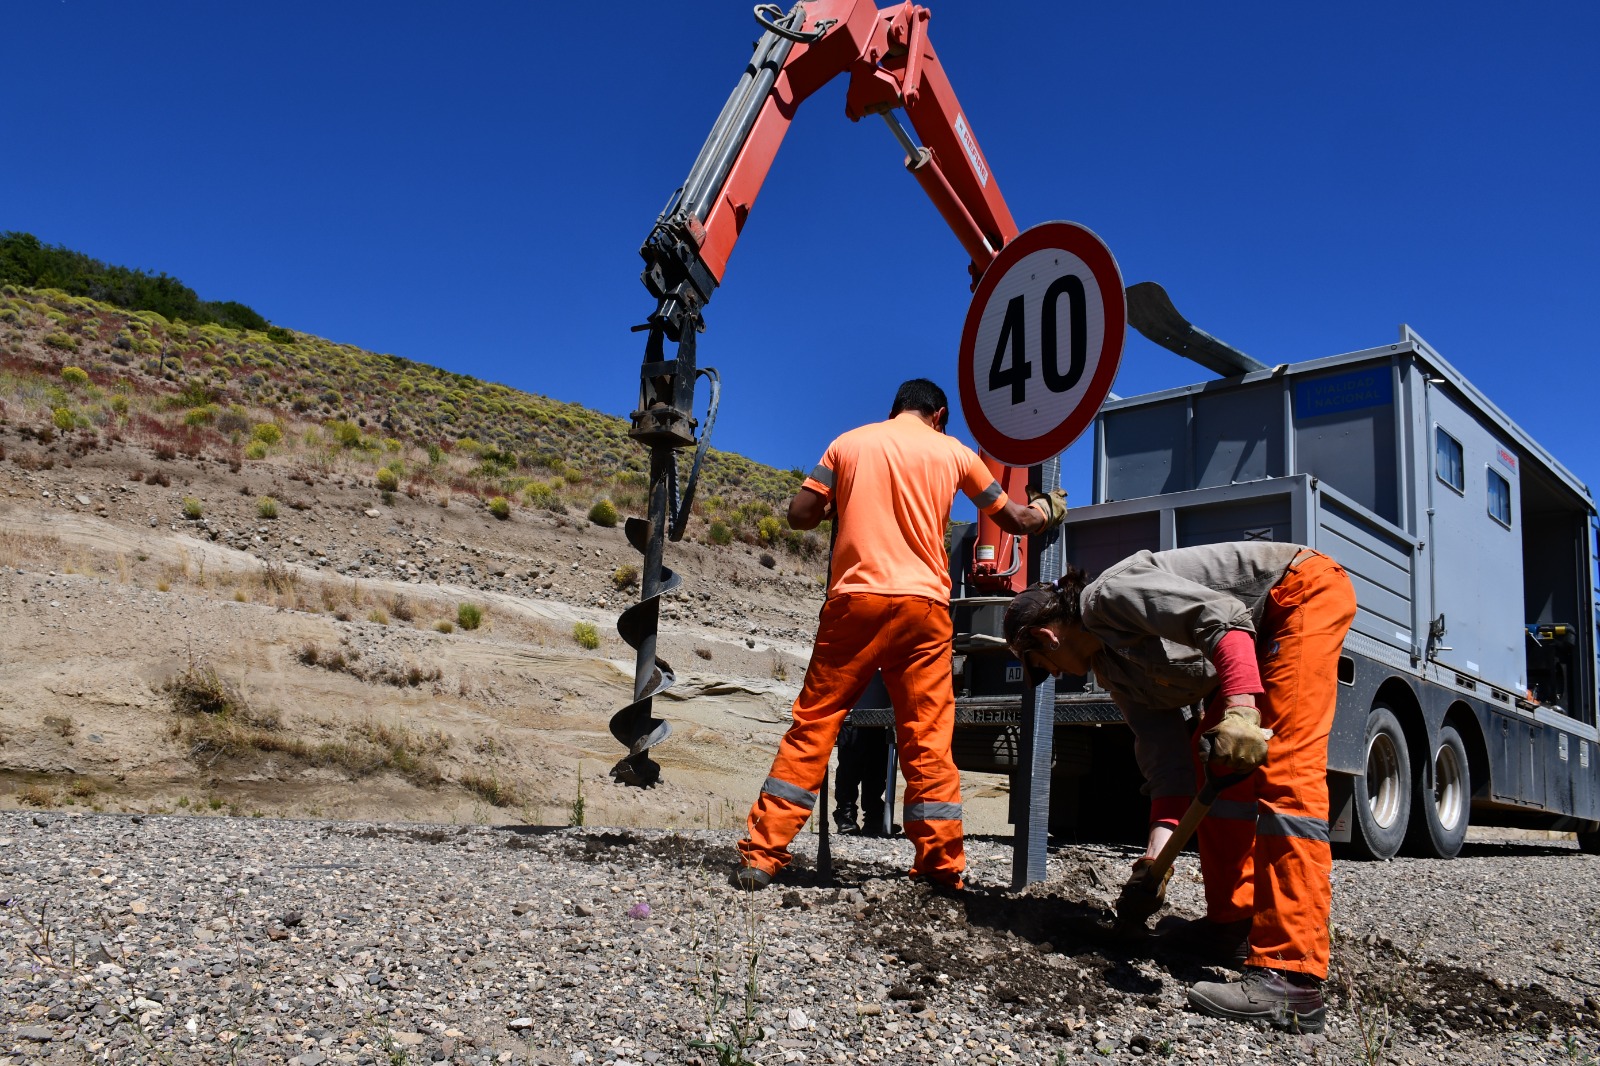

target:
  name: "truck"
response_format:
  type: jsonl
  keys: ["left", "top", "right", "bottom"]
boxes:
{"left": 941, "top": 324, "right": 1600, "bottom": 859}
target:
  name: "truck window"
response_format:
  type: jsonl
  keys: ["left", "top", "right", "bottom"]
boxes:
{"left": 1487, "top": 468, "right": 1512, "bottom": 527}
{"left": 1435, "top": 427, "right": 1464, "bottom": 494}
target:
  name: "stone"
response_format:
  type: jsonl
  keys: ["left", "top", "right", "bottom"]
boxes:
{"left": 16, "top": 1026, "right": 53, "bottom": 1041}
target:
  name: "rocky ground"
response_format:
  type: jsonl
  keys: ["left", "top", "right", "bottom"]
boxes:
{"left": 2, "top": 812, "right": 1598, "bottom": 1065}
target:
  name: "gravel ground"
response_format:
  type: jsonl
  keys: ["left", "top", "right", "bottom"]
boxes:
{"left": 3, "top": 811, "right": 1598, "bottom": 1065}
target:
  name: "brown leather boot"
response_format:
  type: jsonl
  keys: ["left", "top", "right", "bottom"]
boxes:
{"left": 1188, "top": 967, "right": 1326, "bottom": 1033}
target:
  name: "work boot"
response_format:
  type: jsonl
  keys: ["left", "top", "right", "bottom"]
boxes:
{"left": 833, "top": 805, "right": 860, "bottom": 835}
{"left": 732, "top": 865, "right": 772, "bottom": 892}
{"left": 1154, "top": 914, "right": 1251, "bottom": 969}
{"left": 1188, "top": 967, "right": 1326, "bottom": 1034}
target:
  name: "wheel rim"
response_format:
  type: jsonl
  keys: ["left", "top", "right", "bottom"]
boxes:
{"left": 1366, "top": 730, "right": 1403, "bottom": 829}
{"left": 1433, "top": 740, "right": 1465, "bottom": 832}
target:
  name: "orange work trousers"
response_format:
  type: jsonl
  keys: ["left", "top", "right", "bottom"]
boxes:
{"left": 1194, "top": 551, "right": 1357, "bottom": 979}
{"left": 738, "top": 593, "right": 965, "bottom": 886}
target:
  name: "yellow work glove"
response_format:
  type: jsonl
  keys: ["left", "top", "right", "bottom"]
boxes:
{"left": 1115, "top": 856, "right": 1172, "bottom": 923}
{"left": 1204, "top": 704, "right": 1270, "bottom": 772}
{"left": 1027, "top": 488, "right": 1068, "bottom": 532}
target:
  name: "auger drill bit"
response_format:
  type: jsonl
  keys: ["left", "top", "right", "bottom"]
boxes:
{"left": 609, "top": 503, "right": 679, "bottom": 787}
{"left": 615, "top": 312, "right": 719, "bottom": 787}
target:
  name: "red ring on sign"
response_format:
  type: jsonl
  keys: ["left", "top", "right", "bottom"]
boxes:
{"left": 957, "top": 221, "right": 1125, "bottom": 467}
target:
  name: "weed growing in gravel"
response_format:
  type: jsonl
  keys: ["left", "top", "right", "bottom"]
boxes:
{"left": 181, "top": 496, "right": 203, "bottom": 520}
{"left": 687, "top": 873, "right": 768, "bottom": 1065}
{"left": 573, "top": 621, "right": 600, "bottom": 649}
{"left": 457, "top": 602, "right": 483, "bottom": 630}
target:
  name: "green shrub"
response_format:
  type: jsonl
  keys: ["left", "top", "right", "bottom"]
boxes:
{"left": 612, "top": 564, "right": 639, "bottom": 590}
{"left": 61, "top": 366, "right": 89, "bottom": 386}
{"left": 573, "top": 621, "right": 600, "bottom": 650}
{"left": 252, "top": 422, "right": 282, "bottom": 445}
{"left": 587, "top": 499, "right": 619, "bottom": 528}
{"left": 52, "top": 407, "right": 75, "bottom": 432}
{"left": 488, "top": 495, "right": 510, "bottom": 520}
{"left": 244, "top": 440, "right": 269, "bottom": 460}
{"left": 182, "top": 497, "right": 204, "bottom": 520}
{"left": 183, "top": 404, "right": 219, "bottom": 426}
{"left": 376, "top": 468, "right": 400, "bottom": 492}
{"left": 709, "top": 520, "right": 733, "bottom": 546}
{"left": 426, "top": 442, "right": 443, "bottom": 464}
{"left": 330, "top": 421, "right": 362, "bottom": 448}
{"left": 457, "top": 603, "right": 484, "bottom": 631}
{"left": 757, "top": 515, "right": 783, "bottom": 544}
{"left": 257, "top": 496, "right": 279, "bottom": 519}
{"left": 43, "top": 331, "right": 77, "bottom": 350}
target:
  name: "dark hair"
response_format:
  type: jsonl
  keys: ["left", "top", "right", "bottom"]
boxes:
{"left": 890, "top": 378, "right": 948, "bottom": 419}
{"left": 1002, "top": 565, "right": 1089, "bottom": 653}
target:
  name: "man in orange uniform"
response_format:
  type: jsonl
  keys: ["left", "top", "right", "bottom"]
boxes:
{"left": 1003, "top": 544, "right": 1356, "bottom": 1032}
{"left": 735, "top": 379, "right": 1065, "bottom": 891}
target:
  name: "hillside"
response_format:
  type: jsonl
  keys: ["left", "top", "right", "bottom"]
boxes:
{"left": 0, "top": 283, "right": 924, "bottom": 831}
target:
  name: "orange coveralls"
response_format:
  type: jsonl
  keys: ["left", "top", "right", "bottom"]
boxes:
{"left": 737, "top": 413, "right": 1010, "bottom": 887}
{"left": 1196, "top": 553, "right": 1355, "bottom": 977}
{"left": 1100, "top": 547, "right": 1356, "bottom": 977}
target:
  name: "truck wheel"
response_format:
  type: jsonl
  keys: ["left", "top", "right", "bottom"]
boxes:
{"left": 1348, "top": 705, "right": 1411, "bottom": 860}
{"left": 1403, "top": 724, "right": 1470, "bottom": 859}
{"left": 1578, "top": 826, "right": 1600, "bottom": 855}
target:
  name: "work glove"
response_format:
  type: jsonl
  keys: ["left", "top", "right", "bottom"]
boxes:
{"left": 1203, "top": 704, "right": 1270, "bottom": 772}
{"left": 1115, "top": 856, "right": 1172, "bottom": 923}
{"left": 1027, "top": 488, "right": 1068, "bottom": 532}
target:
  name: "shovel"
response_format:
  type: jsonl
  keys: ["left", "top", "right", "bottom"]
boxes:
{"left": 1112, "top": 735, "right": 1263, "bottom": 934}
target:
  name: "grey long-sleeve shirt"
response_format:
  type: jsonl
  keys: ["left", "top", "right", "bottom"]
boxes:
{"left": 1079, "top": 542, "right": 1307, "bottom": 801}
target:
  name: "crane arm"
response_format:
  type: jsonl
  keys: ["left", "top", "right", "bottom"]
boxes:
{"left": 615, "top": 1, "right": 1032, "bottom": 786}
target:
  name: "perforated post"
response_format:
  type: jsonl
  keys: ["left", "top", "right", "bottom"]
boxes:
{"left": 1012, "top": 457, "right": 1062, "bottom": 888}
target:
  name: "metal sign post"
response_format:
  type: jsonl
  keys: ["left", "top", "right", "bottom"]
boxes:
{"left": 1012, "top": 455, "right": 1063, "bottom": 888}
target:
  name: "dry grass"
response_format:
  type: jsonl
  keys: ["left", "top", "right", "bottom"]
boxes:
{"left": 164, "top": 657, "right": 247, "bottom": 718}
{"left": 0, "top": 529, "right": 63, "bottom": 569}
{"left": 16, "top": 783, "right": 53, "bottom": 807}
{"left": 460, "top": 770, "right": 521, "bottom": 808}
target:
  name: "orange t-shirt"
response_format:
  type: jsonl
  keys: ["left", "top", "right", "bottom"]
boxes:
{"left": 803, "top": 413, "right": 1009, "bottom": 604}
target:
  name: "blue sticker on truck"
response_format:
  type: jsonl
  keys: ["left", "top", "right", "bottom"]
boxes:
{"left": 1295, "top": 367, "right": 1393, "bottom": 418}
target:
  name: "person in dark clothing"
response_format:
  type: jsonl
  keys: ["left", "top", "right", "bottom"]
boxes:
{"left": 834, "top": 722, "right": 891, "bottom": 835}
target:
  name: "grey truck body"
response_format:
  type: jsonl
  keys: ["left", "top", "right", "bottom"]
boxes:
{"left": 937, "top": 325, "right": 1600, "bottom": 851}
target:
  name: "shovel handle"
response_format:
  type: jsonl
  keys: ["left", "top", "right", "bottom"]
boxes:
{"left": 1139, "top": 764, "right": 1255, "bottom": 884}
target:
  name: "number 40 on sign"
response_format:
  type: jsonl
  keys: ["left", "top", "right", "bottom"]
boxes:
{"left": 957, "top": 221, "right": 1125, "bottom": 468}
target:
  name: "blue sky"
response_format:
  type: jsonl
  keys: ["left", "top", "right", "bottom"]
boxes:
{"left": 5, "top": 2, "right": 1596, "bottom": 512}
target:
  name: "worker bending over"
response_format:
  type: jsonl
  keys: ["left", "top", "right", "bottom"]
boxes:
{"left": 1003, "top": 543, "right": 1356, "bottom": 1033}
{"left": 736, "top": 379, "right": 1066, "bottom": 891}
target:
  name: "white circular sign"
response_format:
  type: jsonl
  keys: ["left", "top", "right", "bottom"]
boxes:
{"left": 957, "top": 221, "right": 1125, "bottom": 467}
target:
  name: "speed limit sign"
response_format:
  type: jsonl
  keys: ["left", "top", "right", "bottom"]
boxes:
{"left": 957, "top": 221, "right": 1125, "bottom": 467}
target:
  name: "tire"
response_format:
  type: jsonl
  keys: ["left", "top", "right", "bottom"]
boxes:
{"left": 1348, "top": 705, "right": 1411, "bottom": 860}
{"left": 1403, "top": 723, "right": 1470, "bottom": 859}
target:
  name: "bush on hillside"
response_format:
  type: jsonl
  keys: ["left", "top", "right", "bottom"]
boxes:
{"left": 587, "top": 499, "right": 619, "bottom": 528}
